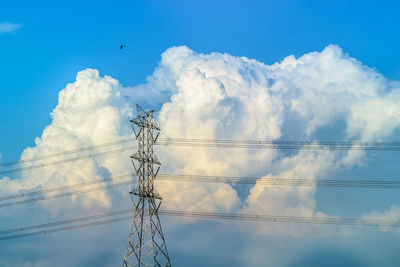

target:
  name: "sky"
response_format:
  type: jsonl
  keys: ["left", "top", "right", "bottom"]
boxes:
{"left": 1, "top": 0, "right": 400, "bottom": 266}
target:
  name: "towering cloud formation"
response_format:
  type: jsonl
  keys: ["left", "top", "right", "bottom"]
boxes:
{"left": 1, "top": 45, "right": 400, "bottom": 233}
{"left": 0, "top": 70, "right": 133, "bottom": 211}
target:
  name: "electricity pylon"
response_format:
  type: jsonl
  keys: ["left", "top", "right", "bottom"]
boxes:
{"left": 122, "top": 105, "right": 171, "bottom": 267}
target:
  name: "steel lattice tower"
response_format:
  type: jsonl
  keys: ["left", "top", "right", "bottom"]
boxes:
{"left": 122, "top": 105, "right": 171, "bottom": 267}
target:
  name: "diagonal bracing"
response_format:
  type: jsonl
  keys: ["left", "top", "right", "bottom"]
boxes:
{"left": 122, "top": 105, "right": 171, "bottom": 267}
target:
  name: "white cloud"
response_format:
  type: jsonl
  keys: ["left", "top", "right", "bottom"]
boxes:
{"left": 0, "top": 22, "right": 21, "bottom": 34}
{"left": 1, "top": 45, "right": 400, "bottom": 235}
{"left": 361, "top": 205, "right": 400, "bottom": 231}
{"left": 0, "top": 69, "right": 134, "bottom": 215}
{"left": 138, "top": 45, "right": 400, "bottom": 234}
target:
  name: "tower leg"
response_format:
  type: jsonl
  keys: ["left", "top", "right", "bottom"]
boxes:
{"left": 122, "top": 105, "right": 171, "bottom": 267}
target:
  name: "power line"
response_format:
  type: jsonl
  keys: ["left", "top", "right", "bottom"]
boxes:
{"left": 2, "top": 173, "right": 400, "bottom": 208}
{"left": 157, "top": 139, "right": 400, "bottom": 151}
{"left": 0, "top": 180, "right": 132, "bottom": 208}
{"left": 160, "top": 138, "right": 400, "bottom": 147}
{"left": 0, "top": 138, "right": 135, "bottom": 168}
{"left": 1, "top": 209, "right": 399, "bottom": 241}
{"left": 0, "top": 216, "right": 132, "bottom": 241}
{"left": 159, "top": 210, "right": 400, "bottom": 227}
{"left": 157, "top": 174, "right": 400, "bottom": 188}
{"left": 1, "top": 137, "right": 399, "bottom": 170}
{"left": 0, "top": 173, "right": 133, "bottom": 202}
{"left": 0, "top": 173, "right": 400, "bottom": 207}
{"left": 0, "top": 209, "right": 133, "bottom": 235}
{"left": 1, "top": 138, "right": 398, "bottom": 177}
{"left": 0, "top": 146, "right": 136, "bottom": 177}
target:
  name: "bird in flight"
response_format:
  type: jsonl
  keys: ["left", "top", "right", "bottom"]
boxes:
{"left": 120, "top": 45, "right": 125, "bottom": 50}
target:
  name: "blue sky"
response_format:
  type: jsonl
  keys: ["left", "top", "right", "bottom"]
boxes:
{"left": 1, "top": 1, "right": 400, "bottom": 266}
{"left": 2, "top": 0, "right": 400, "bottom": 160}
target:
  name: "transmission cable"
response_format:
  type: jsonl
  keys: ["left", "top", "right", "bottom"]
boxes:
{"left": 1, "top": 138, "right": 399, "bottom": 171}
{"left": 0, "top": 173, "right": 134, "bottom": 202}
{"left": 159, "top": 138, "right": 400, "bottom": 146}
{"left": 0, "top": 216, "right": 132, "bottom": 241}
{"left": 157, "top": 174, "right": 400, "bottom": 188}
{"left": 0, "top": 209, "right": 133, "bottom": 235}
{"left": 0, "top": 180, "right": 133, "bottom": 208}
{"left": 0, "top": 138, "right": 135, "bottom": 168}
{"left": 0, "top": 146, "right": 136, "bottom": 177}
{"left": 156, "top": 138, "right": 400, "bottom": 151}
{"left": 1, "top": 209, "right": 399, "bottom": 241}
{"left": 2, "top": 173, "right": 400, "bottom": 208}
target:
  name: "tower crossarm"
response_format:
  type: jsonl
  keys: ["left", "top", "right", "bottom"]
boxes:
{"left": 122, "top": 104, "right": 171, "bottom": 267}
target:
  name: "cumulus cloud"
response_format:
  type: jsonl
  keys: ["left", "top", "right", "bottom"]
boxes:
{"left": 0, "top": 69, "right": 133, "bottom": 214}
{"left": 141, "top": 45, "right": 400, "bottom": 233}
{"left": 0, "top": 22, "right": 21, "bottom": 34}
{"left": 1, "top": 45, "right": 400, "bottom": 235}
{"left": 361, "top": 205, "right": 400, "bottom": 231}
{"left": 139, "top": 45, "right": 400, "bottom": 235}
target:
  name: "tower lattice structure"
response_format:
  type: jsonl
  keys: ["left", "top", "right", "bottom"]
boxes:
{"left": 122, "top": 105, "right": 171, "bottom": 267}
